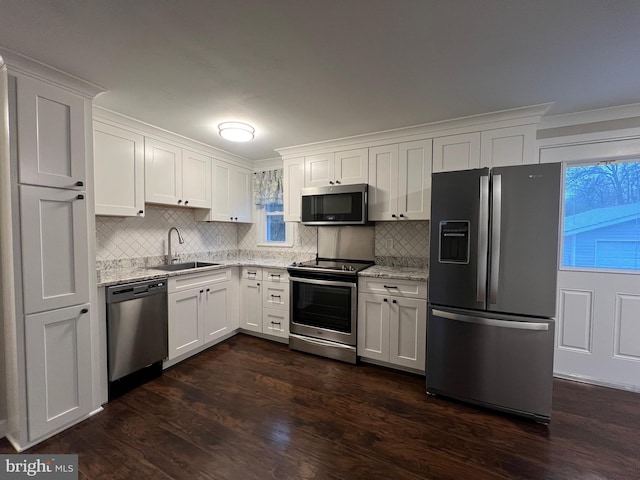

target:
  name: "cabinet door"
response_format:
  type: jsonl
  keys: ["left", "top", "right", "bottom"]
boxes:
{"left": 20, "top": 185, "right": 89, "bottom": 314}
{"left": 263, "top": 308, "right": 288, "bottom": 338}
{"left": 25, "top": 304, "right": 92, "bottom": 440}
{"left": 283, "top": 157, "right": 304, "bottom": 222}
{"left": 93, "top": 121, "right": 145, "bottom": 216}
{"left": 335, "top": 148, "right": 368, "bottom": 185}
{"left": 304, "top": 153, "right": 334, "bottom": 187}
{"left": 368, "top": 144, "right": 399, "bottom": 221}
{"left": 17, "top": 76, "right": 86, "bottom": 189}
{"left": 433, "top": 132, "right": 481, "bottom": 173}
{"left": 240, "top": 279, "right": 262, "bottom": 333}
{"left": 145, "top": 138, "right": 183, "bottom": 206}
{"left": 357, "top": 293, "right": 389, "bottom": 362}
{"left": 480, "top": 125, "right": 537, "bottom": 168}
{"left": 210, "top": 161, "right": 233, "bottom": 221}
{"left": 203, "top": 282, "right": 232, "bottom": 343}
{"left": 389, "top": 297, "right": 426, "bottom": 372}
{"left": 233, "top": 166, "right": 252, "bottom": 222}
{"left": 397, "top": 139, "right": 432, "bottom": 220}
{"left": 168, "top": 289, "right": 203, "bottom": 360}
{"left": 182, "top": 149, "right": 212, "bottom": 208}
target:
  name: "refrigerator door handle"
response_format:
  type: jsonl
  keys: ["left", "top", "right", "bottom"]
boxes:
{"left": 477, "top": 175, "right": 490, "bottom": 302}
{"left": 489, "top": 174, "right": 502, "bottom": 305}
{"left": 432, "top": 309, "right": 550, "bottom": 331}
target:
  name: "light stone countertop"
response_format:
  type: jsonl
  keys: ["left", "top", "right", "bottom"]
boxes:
{"left": 98, "top": 257, "right": 428, "bottom": 287}
{"left": 358, "top": 265, "right": 428, "bottom": 282}
{"left": 97, "top": 257, "right": 296, "bottom": 287}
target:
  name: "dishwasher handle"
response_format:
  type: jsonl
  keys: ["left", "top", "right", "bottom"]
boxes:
{"left": 107, "top": 278, "right": 168, "bottom": 303}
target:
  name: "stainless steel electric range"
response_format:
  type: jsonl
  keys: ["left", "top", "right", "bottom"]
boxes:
{"left": 288, "top": 226, "right": 374, "bottom": 363}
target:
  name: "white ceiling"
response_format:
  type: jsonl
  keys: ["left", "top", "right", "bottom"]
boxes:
{"left": 1, "top": 0, "right": 640, "bottom": 161}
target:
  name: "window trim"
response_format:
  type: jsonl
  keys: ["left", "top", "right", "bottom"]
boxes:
{"left": 256, "top": 203, "right": 293, "bottom": 248}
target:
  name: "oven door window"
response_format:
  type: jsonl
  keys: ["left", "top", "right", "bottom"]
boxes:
{"left": 292, "top": 281, "right": 352, "bottom": 333}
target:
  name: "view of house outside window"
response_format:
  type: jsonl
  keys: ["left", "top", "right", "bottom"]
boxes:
{"left": 265, "top": 202, "right": 286, "bottom": 243}
{"left": 563, "top": 160, "right": 640, "bottom": 271}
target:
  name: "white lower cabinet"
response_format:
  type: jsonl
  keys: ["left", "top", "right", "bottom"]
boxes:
{"left": 240, "top": 267, "right": 289, "bottom": 340}
{"left": 358, "top": 278, "right": 427, "bottom": 373}
{"left": 167, "top": 268, "right": 238, "bottom": 361}
{"left": 25, "top": 304, "right": 93, "bottom": 440}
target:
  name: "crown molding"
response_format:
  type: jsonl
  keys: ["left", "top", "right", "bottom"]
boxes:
{"left": 539, "top": 103, "right": 640, "bottom": 129}
{"left": 93, "top": 106, "right": 252, "bottom": 168}
{"left": 0, "top": 47, "right": 106, "bottom": 99}
{"left": 253, "top": 157, "right": 283, "bottom": 172}
{"left": 276, "top": 103, "right": 553, "bottom": 158}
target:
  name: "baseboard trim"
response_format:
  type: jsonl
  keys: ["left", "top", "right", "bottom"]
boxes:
{"left": 554, "top": 372, "right": 640, "bottom": 393}
{"left": 359, "top": 357, "right": 425, "bottom": 376}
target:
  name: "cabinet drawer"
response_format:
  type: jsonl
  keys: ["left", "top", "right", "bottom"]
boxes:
{"left": 263, "top": 282, "right": 289, "bottom": 310}
{"left": 358, "top": 277, "right": 427, "bottom": 299}
{"left": 263, "top": 308, "right": 288, "bottom": 338}
{"left": 264, "top": 268, "right": 288, "bottom": 282}
{"left": 168, "top": 268, "right": 231, "bottom": 293}
{"left": 242, "top": 267, "right": 263, "bottom": 280}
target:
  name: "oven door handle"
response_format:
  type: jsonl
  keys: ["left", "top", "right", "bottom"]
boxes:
{"left": 289, "top": 334, "right": 356, "bottom": 349}
{"left": 289, "top": 276, "right": 356, "bottom": 288}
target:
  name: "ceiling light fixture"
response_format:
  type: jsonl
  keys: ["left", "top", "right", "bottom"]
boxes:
{"left": 218, "top": 122, "right": 255, "bottom": 142}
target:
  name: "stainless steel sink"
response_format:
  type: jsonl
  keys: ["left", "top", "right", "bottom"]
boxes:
{"left": 153, "top": 261, "right": 220, "bottom": 272}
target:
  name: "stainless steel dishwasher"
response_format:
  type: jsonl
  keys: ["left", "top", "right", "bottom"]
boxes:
{"left": 106, "top": 278, "right": 168, "bottom": 399}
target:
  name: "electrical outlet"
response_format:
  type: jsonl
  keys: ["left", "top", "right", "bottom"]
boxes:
{"left": 386, "top": 237, "right": 394, "bottom": 249}
{"left": 216, "top": 236, "right": 222, "bottom": 245}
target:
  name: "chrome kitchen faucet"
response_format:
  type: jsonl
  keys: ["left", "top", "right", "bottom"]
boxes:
{"left": 167, "top": 227, "right": 185, "bottom": 264}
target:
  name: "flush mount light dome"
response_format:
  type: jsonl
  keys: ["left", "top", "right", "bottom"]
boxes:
{"left": 218, "top": 122, "right": 255, "bottom": 142}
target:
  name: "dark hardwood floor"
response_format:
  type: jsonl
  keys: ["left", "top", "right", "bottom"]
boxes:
{"left": 2, "top": 334, "right": 639, "bottom": 479}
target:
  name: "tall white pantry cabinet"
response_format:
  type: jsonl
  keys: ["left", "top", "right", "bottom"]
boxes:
{"left": 0, "top": 51, "right": 104, "bottom": 451}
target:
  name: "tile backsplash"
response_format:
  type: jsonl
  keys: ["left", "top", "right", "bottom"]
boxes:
{"left": 96, "top": 205, "right": 429, "bottom": 267}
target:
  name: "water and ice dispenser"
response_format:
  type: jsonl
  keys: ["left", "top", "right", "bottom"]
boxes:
{"left": 438, "top": 221, "right": 470, "bottom": 264}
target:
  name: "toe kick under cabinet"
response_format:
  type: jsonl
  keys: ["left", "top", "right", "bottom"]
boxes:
{"left": 357, "top": 277, "right": 428, "bottom": 373}
{"left": 239, "top": 267, "right": 290, "bottom": 340}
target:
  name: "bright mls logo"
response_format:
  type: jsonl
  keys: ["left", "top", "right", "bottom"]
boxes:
{"left": 0, "top": 455, "right": 78, "bottom": 479}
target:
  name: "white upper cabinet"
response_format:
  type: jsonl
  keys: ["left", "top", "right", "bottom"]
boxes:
{"left": 145, "top": 137, "right": 183, "bottom": 206}
{"left": 195, "top": 161, "right": 251, "bottom": 222}
{"left": 432, "top": 132, "right": 481, "bottom": 173}
{"left": 480, "top": 124, "right": 537, "bottom": 167}
{"left": 283, "top": 156, "right": 304, "bottom": 222}
{"left": 17, "top": 76, "right": 86, "bottom": 189}
{"left": 182, "top": 149, "right": 212, "bottom": 208}
{"left": 334, "top": 148, "right": 369, "bottom": 185}
{"left": 433, "top": 125, "right": 537, "bottom": 172}
{"left": 20, "top": 185, "right": 89, "bottom": 314}
{"left": 368, "top": 144, "right": 399, "bottom": 221}
{"left": 397, "top": 139, "right": 432, "bottom": 221}
{"left": 368, "top": 139, "right": 432, "bottom": 221}
{"left": 305, "top": 148, "right": 368, "bottom": 187}
{"left": 94, "top": 121, "right": 145, "bottom": 217}
{"left": 145, "top": 138, "right": 213, "bottom": 208}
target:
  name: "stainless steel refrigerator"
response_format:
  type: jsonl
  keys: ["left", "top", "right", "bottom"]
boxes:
{"left": 427, "top": 162, "right": 561, "bottom": 424}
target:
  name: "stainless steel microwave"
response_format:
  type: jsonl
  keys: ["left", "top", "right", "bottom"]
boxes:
{"left": 300, "top": 184, "right": 368, "bottom": 225}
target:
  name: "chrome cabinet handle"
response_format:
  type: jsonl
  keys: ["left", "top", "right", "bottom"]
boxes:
{"left": 383, "top": 285, "right": 398, "bottom": 289}
{"left": 76, "top": 194, "right": 84, "bottom": 200}
{"left": 75, "top": 181, "right": 84, "bottom": 187}
{"left": 80, "top": 308, "right": 89, "bottom": 314}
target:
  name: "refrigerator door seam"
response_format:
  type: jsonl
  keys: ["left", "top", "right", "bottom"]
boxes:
{"left": 431, "top": 308, "right": 550, "bottom": 331}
